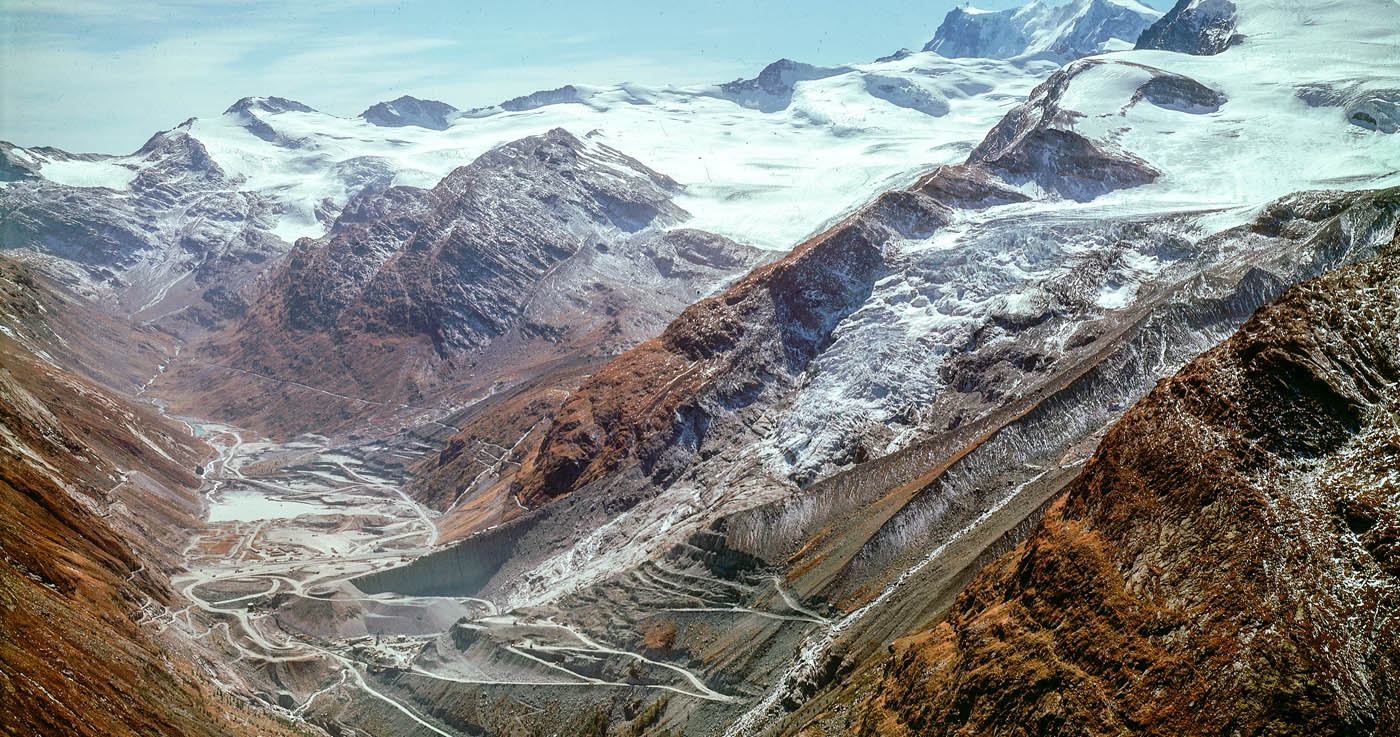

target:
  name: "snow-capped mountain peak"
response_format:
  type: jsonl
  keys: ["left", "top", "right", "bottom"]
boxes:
{"left": 924, "top": 0, "right": 1163, "bottom": 63}
{"left": 358, "top": 95, "right": 459, "bottom": 130}
{"left": 222, "top": 96, "right": 316, "bottom": 116}
{"left": 1136, "top": 0, "right": 1243, "bottom": 55}
{"left": 716, "top": 58, "right": 853, "bottom": 112}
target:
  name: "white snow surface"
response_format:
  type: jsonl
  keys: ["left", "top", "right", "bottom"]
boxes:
{"left": 127, "top": 54, "right": 1047, "bottom": 249}
{"left": 36, "top": 157, "right": 140, "bottom": 190}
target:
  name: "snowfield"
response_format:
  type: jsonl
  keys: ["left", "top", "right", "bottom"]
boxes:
{"left": 179, "top": 55, "right": 1050, "bottom": 249}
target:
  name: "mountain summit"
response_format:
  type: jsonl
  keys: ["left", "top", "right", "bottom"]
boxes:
{"left": 359, "top": 95, "right": 459, "bottom": 130}
{"left": 222, "top": 95, "right": 316, "bottom": 115}
{"left": 924, "top": 0, "right": 1162, "bottom": 63}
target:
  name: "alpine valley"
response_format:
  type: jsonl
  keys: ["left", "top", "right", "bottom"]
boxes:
{"left": 3, "top": 0, "right": 1399, "bottom": 735}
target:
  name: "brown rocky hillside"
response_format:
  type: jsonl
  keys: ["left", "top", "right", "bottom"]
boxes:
{"left": 852, "top": 233, "right": 1400, "bottom": 736}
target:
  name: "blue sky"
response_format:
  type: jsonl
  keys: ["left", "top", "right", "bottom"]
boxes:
{"left": 2, "top": 0, "right": 1165, "bottom": 154}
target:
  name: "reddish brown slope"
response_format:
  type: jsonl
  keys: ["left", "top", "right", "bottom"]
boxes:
{"left": 853, "top": 240, "right": 1400, "bottom": 735}
{"left": 0, "top": 258, "right": 177, "bottom": 393}
{"left": 0, "top": 260, "right": 309, "bottom": 737}
{"left": 514, "top": 166, "right": 1026, "bottom": 504}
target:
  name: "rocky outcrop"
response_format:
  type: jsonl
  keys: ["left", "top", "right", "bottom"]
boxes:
{"left": 359, "top": 95, "right": 459, "bottom": 130}
{"left": 1297, "top": 84, "right": 1400, "bottom": 135}
{"left": 1131, "top": 70, "right": 1226, "bottom": 112}
{"left": 498, "top": 85, "right": 584, "bottom": 112}
{"left": 223, "top": 96, "right": 316, "bottom": 115}
{"left": 0, "top": 141, "right": 43, "bottom": 182}
{"left": 221, "top": 97, "right": 318, "bottom": 145}
{"left": 716, "top": 59, "right": 852, "bottom": 112}
{"left": 1135, "top": 0, "right": 1242, "bottom": 55}
{"left": 854, "top": 232, "right": 1400, "bottom": 736}
{"left": 1348, "top": 94, "right": 1400, "bottom": 134}
{"left": 967, "top": 60, "right": 1162, "bottom": 200}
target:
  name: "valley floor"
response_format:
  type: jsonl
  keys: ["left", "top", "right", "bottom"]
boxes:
{"left": 161, "top": 413, "right": 759, "bottom": 735}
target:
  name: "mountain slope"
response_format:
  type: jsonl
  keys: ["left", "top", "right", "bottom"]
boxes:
{"left": 341, "top": 4, "right": 1400, "bottom": 730}
{"left": 924, "top": 0, "right": 1162, "bottom": 63}
{"left": 359, "top": 95, "right": 459, "bottom": 130}
{"left": 0, "top": 130, "right": 286, "bottom": 323}
{"left": 854, "top": 228, "right": 1400, "bottom": 737}
{"left": 163, "top": 129, "right": 763, "bottom": 437}
{"left": 505, "top": 0, "right": 1400, "bottom": 518}
{"left": 0, "top": 257, "right": 309, "bottom": 737}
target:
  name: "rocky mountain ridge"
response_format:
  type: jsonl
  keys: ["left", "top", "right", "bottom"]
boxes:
{"left": 160, "top": 128, "right": 764, "bottom": 439}
{"left": 0, "top": 129, "right": 286, "bottom": 323}
{"left": 359, "top": 95, "right": 459, "bottom": 130}
{"left": 924, "top": 0, "right": 1162, "bottom": 63}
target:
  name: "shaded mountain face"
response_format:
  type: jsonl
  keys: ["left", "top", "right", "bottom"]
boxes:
{"left": 166, "top": 128, "right": 763, "bottom": 437}
{"left": 359, "top": 95, "right": 459, "bottom": 130}
{"left": 924, "top": 0, "right": 1162, "bottom": 64}
{"left": 1136, "top": 0, "right": 1242, "bottom": 54}
{"left": 854, "top": 228, "right": 1400, "bottom": 737}
{"left": 963, "top": 58, "right": 1166, "bottom": 201}
{"left": 256, "top": 127, "right": 684, "bottom": 354}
